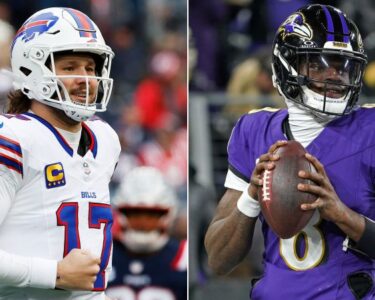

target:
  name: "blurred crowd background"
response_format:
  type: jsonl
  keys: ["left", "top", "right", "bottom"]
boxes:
{"left": 190, "top": 0, "right": 375, "bottom": 299}
{"left": 0, "top": 0, "right": 187, "bottom": 240}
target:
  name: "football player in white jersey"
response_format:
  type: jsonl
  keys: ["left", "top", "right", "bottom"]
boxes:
{"left": 0, "top": 7, "right": 120, "bottom": 300}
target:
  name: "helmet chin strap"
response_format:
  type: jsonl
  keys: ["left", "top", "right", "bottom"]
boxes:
{"left": 301, "top": 85, "right": 350, "bottom": 116}
{"left": 61, "top": 103, "right": 95, "bottom": 122}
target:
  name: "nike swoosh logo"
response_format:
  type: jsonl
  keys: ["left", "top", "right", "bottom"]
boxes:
{"left": 0, "top": 122, "right": 4, "bottom": 128}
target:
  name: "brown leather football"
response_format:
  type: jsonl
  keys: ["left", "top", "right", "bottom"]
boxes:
{"left": 258, "top": 140, "right": 317, "bottom": 239}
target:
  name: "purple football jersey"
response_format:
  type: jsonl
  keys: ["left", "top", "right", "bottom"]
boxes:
{"left": 227, "top": 108, "right": 375, "bottom": 299}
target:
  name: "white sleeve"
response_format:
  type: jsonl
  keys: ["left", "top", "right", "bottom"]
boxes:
{"left": 0, "top": 151, "right": 57, "bottom": 289}
{"left": 224, "top": 169, "right": 248, "bottom": 192}
{"left": 0, "top": 170, "right": 14, "bottom": 226}
{"left": 0, "top": 252, "right": 57, "bottom": 288}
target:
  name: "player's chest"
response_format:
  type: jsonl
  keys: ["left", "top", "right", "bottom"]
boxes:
{"left": 25, "top": 135, "right": 114, "bottom": 182}
{"left": 18, "top": 140, "right": 115, "bottom": 210}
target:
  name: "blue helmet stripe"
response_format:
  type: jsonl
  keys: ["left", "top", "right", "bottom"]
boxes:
{"left": 64, "top": 8, "right": 97, "bottom": 38}
{"left": 338, "top": 12, "right": 350, "bottom": 43}
{"left": 321, "top": 6, "right": 335, "bottom": 42}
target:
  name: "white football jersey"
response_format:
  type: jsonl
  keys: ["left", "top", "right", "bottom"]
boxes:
{"left": 0, "top": 112, "right": 121, "bottom": 299}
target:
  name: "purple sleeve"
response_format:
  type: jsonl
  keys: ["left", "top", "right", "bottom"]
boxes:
{"left": 227, "top": 115, "right": 255, "bottom": 182}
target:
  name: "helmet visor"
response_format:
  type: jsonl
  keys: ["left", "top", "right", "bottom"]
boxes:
{"left": 297, "top": 52, "right": 364, "bottom": 99}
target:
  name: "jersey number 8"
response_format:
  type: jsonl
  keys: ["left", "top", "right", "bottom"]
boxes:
{"left": 279, "top": 211, "right": 325, "bottom": 271}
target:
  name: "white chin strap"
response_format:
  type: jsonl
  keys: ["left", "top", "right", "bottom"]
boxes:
{"left": 41, "top": 93, "right": 96, "bottom": 122}
{"left": 61, "top": 102, "right": 96, "bottom": 122}
{"left": 121, "top": 230, "right": 169, "bottom": 253}
{"left": 301, "top": 85, "right": 350, "bottom": 115}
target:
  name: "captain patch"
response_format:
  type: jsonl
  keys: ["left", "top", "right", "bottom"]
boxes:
{"left": 45, "top": 162, "right": 66, "bottom": 189}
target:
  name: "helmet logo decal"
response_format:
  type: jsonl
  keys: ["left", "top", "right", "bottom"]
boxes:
{"left": 301, "top": 40, "right": 317, "bottom": 48}
{"left": 12, "top": 12, "right": 58, "bottom": 50}
{"left": 279, "top": 13, "right": 312, "bottom": 40}
{"left": 64, "top": 8, "right": 97, "bottom": 38}
{"left": 332, "top": 41, "right": 348, "bottom": 48}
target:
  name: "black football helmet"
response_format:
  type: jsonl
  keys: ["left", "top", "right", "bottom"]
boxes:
{"left": 272, "top": 4, "right": 367, "bottom": 115}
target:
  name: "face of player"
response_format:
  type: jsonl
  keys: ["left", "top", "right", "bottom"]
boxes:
{"left": 299, "top": 54, "right": 352, "bottom": 99}
{"left": 118, "top": 207, "right": 171, "bottom": 253}
{"left": 54, "top": 54, "right": 99, "bottom": 104}
{"left": 123, "top": 209, "right": 168, "bottom": 232}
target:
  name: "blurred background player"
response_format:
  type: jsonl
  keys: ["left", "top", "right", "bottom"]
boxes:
{"left": 205, "top": 4, "right": 375, "bottom": 300}
{"left": 106, "top": 166, "right": 187, "bottom": 300}
{"left": 0, "top": 6, "right": 120, "bottom": 300}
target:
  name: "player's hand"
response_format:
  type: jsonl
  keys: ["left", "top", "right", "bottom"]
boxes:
{"left": 297, "top": 153, "right": 348, "bottom": 223}
{"left": 248, "top": 140, "right": 288, "bottom": 199}
{"left": 56, "top": 248, "right": 101, "bottom": 291}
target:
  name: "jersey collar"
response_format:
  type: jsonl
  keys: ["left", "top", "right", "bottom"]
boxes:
{"left": 23, "top": 112, "right": 98, "bottom": 158}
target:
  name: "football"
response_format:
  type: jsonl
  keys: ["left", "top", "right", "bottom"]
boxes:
{"left": 258, "top": 141, "right": 317, "bottom": 239}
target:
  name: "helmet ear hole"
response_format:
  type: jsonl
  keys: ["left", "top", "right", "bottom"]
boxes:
{"left": 20, "top": 67, "right": 32, "bottom": 76}
{"left": 285, "top": 84, "right": 299, "bottom": 99}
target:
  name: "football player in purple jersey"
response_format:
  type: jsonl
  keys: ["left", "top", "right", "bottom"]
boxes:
{"left": 106, "top": 167, "right": 187, "bottom": 300}
{"left": 205, "top": 4, "right": 374, "bottom": 300}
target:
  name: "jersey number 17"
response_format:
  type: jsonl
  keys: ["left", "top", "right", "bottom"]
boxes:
{"left": 56, "top": 202, "right": 112, "bottom": 291}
